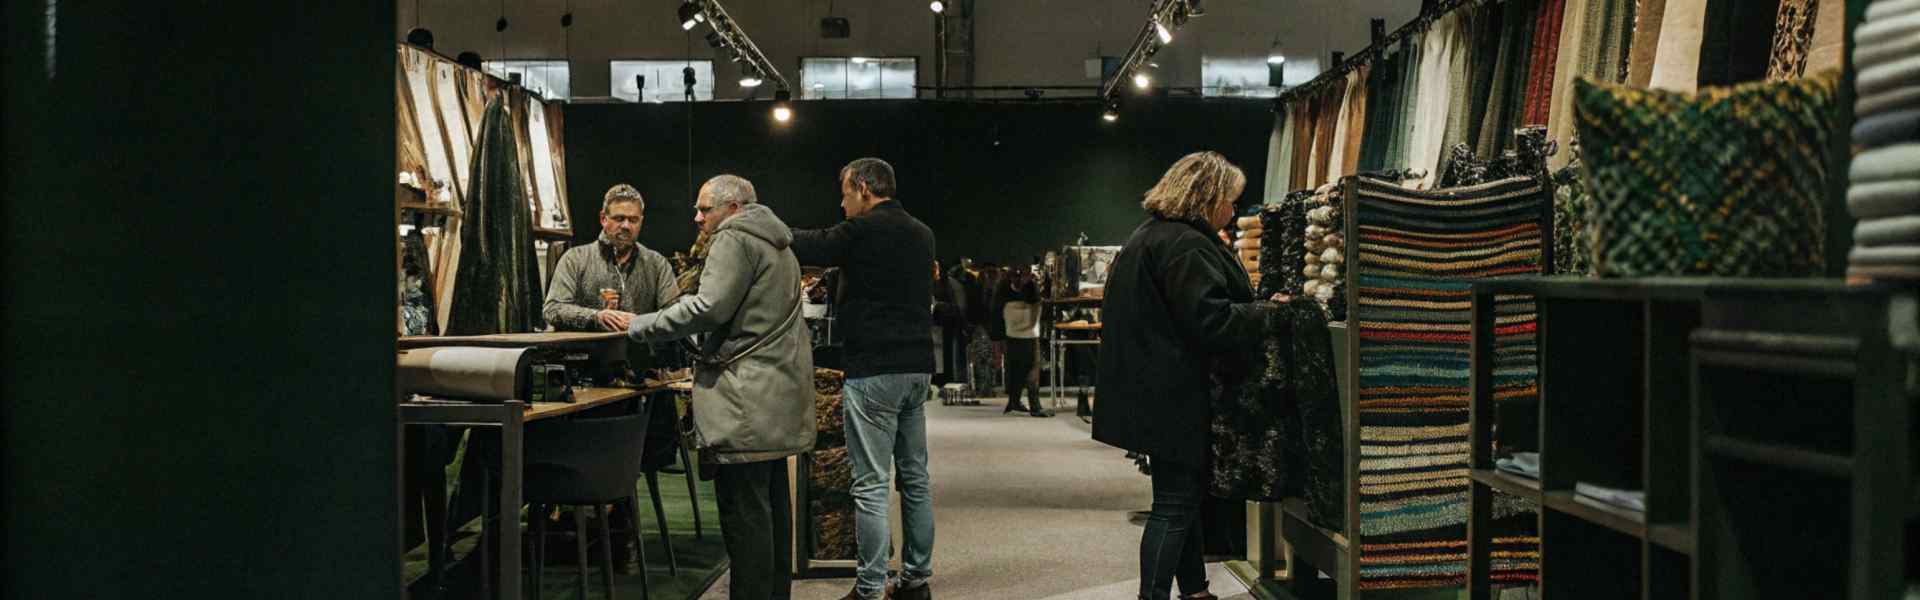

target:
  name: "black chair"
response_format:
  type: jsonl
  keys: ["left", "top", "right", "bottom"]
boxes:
{"left": 638, "top": 395, "right": 696, "bottom": 575}
{"left": 521, "top": 407, "right": 652, "bottom": 600}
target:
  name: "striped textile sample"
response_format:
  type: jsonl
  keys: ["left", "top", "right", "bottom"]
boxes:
{"left": 1348, "top": 175, "right": 1548, "bottom": 590}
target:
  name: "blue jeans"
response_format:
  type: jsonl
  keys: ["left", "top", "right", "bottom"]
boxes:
{"left": 1139, "top": 458, "right": 1209, "bottom": 599}
{"left": 842, "top": 373, "right": 935, "bottom": 599}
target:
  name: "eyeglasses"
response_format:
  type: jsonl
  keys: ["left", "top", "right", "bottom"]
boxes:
{"left": 605, "top": 214, "right": 642, "bottom": 224}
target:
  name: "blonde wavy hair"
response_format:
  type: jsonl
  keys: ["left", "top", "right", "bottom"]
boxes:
{"left": 1140, "top": 151, "right": 1246, "bottom": 222}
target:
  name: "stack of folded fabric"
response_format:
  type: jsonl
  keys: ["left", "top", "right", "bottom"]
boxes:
{"left": 1234, "top": 214, "right": 1264, "bottom": 287}
{"left": 1847, "top": 0, "right": 1920, "bottom": 279}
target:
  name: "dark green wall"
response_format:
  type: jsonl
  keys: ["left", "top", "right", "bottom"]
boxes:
{"left": 4, "top": 2, "right": 399, "bottom": 598}
{"left": 564, "top": 97, "right": 1274, "bottom": 266}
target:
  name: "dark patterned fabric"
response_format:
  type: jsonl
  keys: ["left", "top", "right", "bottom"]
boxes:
{"left": 1768, "top": 0, "right": 1821, "bottom": 81}
{"left": 1552, "top": 157, "right": 1598, "bottom": 276}
{"left": 446, "top": 94, "right": 545, "bottom": 335}
{"left": 1523, "top": 0, "right": 1569, "bottom": 125}
{"left": 1348, "top": 175, "right": 1548, "bottom": 590}
{"left": 1574, "top": 73, "right": 1837, "bottom": 277}
{"left": 401, "top": 229, "right": 439, "bottom": 336}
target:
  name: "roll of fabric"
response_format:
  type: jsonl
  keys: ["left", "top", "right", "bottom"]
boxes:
{"left": 1854, "top": 110, "right": 1920, "bottom": 147}
{"left": 1853, "top": 144, "right": 1920, "bottom": 183}
{"left": 1848, "top": 179, "right": 1920, "bottom": 218}
{"left": 1858, "top": 34, "right": 1920, "bottom": 72}
{"left": 1859, "top": 54, "right": 1920, "bottom": 96}
{"left": 1858, "top": 8, "right": 1920, "bottom": 46}
{"left": 1859, "top": 86, "right": 1920, "bottom": 116}
{"left": 1870, "top": 0, "right": 1920, "bottom": 19}
{"left": 1849, "top": 245, "right": 1920, "bottom": 265}
{"left": 1853, "top": 215, "right": 1920, "bottom": 246}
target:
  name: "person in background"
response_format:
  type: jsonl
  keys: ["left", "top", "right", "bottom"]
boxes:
{"left": 1094, "top": 151, "right": 1286, "bottom": 600}
{"left": 931, "top": 261, "right": 970, "bottom": 385}
{"left": 626, "top": 175, "right": 814, "bottom": 600}
{"left": 789, "top": 158, "right": 938, "bottom": 600}
{"left": 995, "top": 265, "right": 1051, "bottom": 417}
{"left": 543, "top": 183, "right": 680, "bottom": 333}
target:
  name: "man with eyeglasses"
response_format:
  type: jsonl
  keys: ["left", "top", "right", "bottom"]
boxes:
{"left": 543, "top": 184, "right": 681, "bottom": 333}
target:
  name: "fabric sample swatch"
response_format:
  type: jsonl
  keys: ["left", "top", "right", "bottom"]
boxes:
{"left": 1574, "top": 74, "right": 1837, "bottom": 277}
{"left": 1848, "top": 179, "right": 1920, "bottom": 218}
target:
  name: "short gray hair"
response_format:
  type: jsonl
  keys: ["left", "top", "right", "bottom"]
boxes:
{"left": 702, "top": 174, "right": 758, "bottom": 207}
{"left": 840, "top": 157, "right": 896, "bottom": 199}
{"left": 603, "top": 183, "right": 645, "bottom": 212}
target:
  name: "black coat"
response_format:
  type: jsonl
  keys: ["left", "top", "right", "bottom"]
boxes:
{"left": 1093, "top": 215, "right": 1272, "bottom": 468}
{"left": 791, "top": 201, "right": 937, "bottom": 378}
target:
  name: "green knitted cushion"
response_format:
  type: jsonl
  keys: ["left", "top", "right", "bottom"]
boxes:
{"left": 1573, "top": 73, "right": 1837, "bottom": 277}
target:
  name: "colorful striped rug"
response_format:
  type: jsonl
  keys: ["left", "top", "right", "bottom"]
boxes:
{"left": 1348, "top": 175, "right": 1548, "bottom": 590}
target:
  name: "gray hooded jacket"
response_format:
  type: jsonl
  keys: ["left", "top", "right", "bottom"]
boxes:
{"left": 629, "top": 203, "right": 816, "bottom": 464}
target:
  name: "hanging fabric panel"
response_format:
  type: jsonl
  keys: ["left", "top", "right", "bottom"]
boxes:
{"left": 1767, "top": 0, "right": 1821, "bottom": 81}
{"left": 1411, "top": 13, "right": 1463, "bottom": 187}
{"left": 1341, "top": 65, "right": 1372, "bottom": 179}
{"left": 445, "top": 95, "right": 546, "bottom": 335}
{"left": 1526, "top": 0, "right": 1571, "bottom": 125}
{"left": 1627, "top": 0, "right": 1669, "bottom": 87}
{"left": 1266, "top": 111, "right": 1297, "bottom": 204}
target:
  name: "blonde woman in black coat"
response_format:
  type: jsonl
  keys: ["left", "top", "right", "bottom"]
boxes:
{"left": 1094, "top": 151, "right": 1285, "bottom": 600}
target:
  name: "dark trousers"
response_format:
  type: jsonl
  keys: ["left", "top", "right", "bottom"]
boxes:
{"left": 1139, "top": 458, "right": 1209, "bottom": 599}
{"left": 714, "top": 458, "right": 794, "bottom": 600}
{"left": 1004, "top": 337, "right": 1039, "bottom": 412}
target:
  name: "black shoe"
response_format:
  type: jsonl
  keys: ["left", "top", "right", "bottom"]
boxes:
{"left": 1029, "top": 409, "right": 1054, "bottom": 418}
{"left": 894, "top": 581, "right": 932, "bottom": 600}
{"left": 1004, "top": 403, "right": 1028, "bottom": 414}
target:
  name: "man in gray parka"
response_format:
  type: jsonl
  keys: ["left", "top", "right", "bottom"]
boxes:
{"left": 627, "top": 174, "right": 814, "bottom": 600}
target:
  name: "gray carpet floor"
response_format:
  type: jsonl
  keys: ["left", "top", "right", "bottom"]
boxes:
{"left": 701, "top": 396, "right": 1256, "bottom": 600}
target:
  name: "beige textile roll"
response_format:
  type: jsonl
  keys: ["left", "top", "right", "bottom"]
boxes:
{"left": 398, "top": 346, "right": 533, "bottom": 401}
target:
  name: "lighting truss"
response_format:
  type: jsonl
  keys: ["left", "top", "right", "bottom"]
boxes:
{"left": 1097, "top": 0, "right": 1202, "bottom": 116}
{"left": 688, "top": 0, "right": 789, "bottom": 93}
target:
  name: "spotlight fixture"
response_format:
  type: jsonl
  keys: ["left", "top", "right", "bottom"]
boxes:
{"left": 405, "top": 28, "right": 435, "bottom": 49}
{"left": 741, "top": 73, "right": 763, "bottom": 87}
{"left": 1267, "top": 52, "right": 1286, "bottom": 65}
{"left": 1133, "top": 72, "right": 1150, "bottom": 89}
{"left": 772, "top": 89, "right": 793, "bottom": 123}
{"left": 496, "top": 16, "right": 509, "bottom": 32}
{"left": 704, "top": 31, "right": 723, "bottom": 48}
{"left": 679, "top": 1, "right": 701, "bottom": 30}
{"left": 851, "top": 56, "right": 870, "bottom": 65}
{"left": 930, "top": 0, "right": 945, "bottom": 13}
{"left": 561, "top": 12, "right": 573, "bottom": 27}
{"left": 1154, "top": 19, "right": 1172, "bottom": 44}
{"left": 1102, "top": 110, "right": 1119, "bottom": 122}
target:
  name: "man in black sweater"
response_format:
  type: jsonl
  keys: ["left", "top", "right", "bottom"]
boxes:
{"left": 790, "top": 158, "right": 937, "bottom": 600}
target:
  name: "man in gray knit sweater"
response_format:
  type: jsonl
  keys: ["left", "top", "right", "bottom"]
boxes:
{"left": 543, "top": 184, "right": 681, "bottom": 332}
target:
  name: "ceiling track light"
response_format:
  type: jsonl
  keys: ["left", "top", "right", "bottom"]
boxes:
{"left": 930, "top": 0, "right": 945, "bottom": 13}
{"left": 1097, "top": 0, "right": 1198, "bottom": 120}
{"left": 678, "top": 1, "right": 703, "bottom": 30}
{"left": 695, "top": 0, "right": 789, "bottom": 94}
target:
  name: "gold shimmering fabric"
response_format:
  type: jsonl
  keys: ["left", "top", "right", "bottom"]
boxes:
{"left": 1573, "top": 73, "right": 1837, "bottom": 277}
{"left": 1767, "top": 0, "right": 1821, "bottom": 81}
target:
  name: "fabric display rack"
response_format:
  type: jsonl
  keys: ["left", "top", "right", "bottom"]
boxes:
{"left": 1463, "top": 277, "right": 1915, "bottom": 600}
{"left": 396, "top": 43, "right": 574, "bottom": 338}
{"left": 1232, "top": 0, "right": 1865, "bottom": 596}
